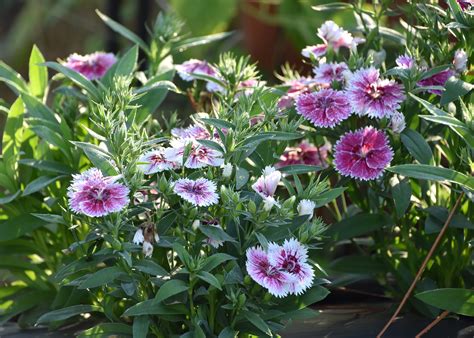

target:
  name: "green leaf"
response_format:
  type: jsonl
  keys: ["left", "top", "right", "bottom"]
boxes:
{"left": 28, "top": 45, "right": 48, "bottom": 98}
{"left": 378, "top": 26, "right": 406, "bottom": 45}
{"left": 201, "top": 118, "right": 235, "bottom": 130}
{"left": 43, "top": 62, "right": 100, "bottom": 101}
{"left": 173, "top": 243, "right": 193, "bottom": 268}
{"left": 390, "top": 176, "right": 412, "bottom": 218}
{"left": 0, "top": 60, "right": 28, "bottom": 94}
{"left": 154, "top": 279, "right": 188, "bottom": 303}
{"left": 96, "top": 10, "right": 150, "bottom": 54}
{"left": 218, "top": 327, "right": 237, "bottom": 338}
{"left": 278, "top": 285, "right": 329, "bottom": 312}
{"left": 78, "top": 266, "right": 125, "bottom": 289}
{"left": 235, "top": 167, "right": 249, "bottom": 190}
{"left": 132, "top": 316, "right": 150, "bottom": 338}
{"left": 2, "top": 97, "right": 24, "bottom": 160}
{"left": 200, "top": 225, "right": 237, "bottom": 243}
{"left": 21, "top": 93, "right": 57, "bottom": 122}
{"left": 416, "top": 288, "right": 474, "bottom": 316}
{"left": 197, "top": 271, "right": 222, "bottom": 290}
{"left": 22, "top": 175, "right": 64, "bottom": 196}
{"left": 417, "top": 65, "right": 450, "bottom": 81}
{"left": 440, "top": 77, "right": 473, "bottom": 105}
{"left": 173, "top": 31, "right": 233, "bottom": 52}
{"left": 19, "top": 159, "right": 74, "bottom": 175}
{"left": 400, "top": 129, "right": 433, "bottom": 165}
{"left": 278, "top": 165, "right": 322, "bottom": 175}
{"left": 115, "top": 45, "right": 138, "bottom": 77}
{"left": 201, "top": 253, "right": 236, "bottom": 272}
{"left": 410, "top": 93, "right": 474, "bottom": 150}
{"left": 314, "top": 187, "right": 346, "bottom": 207}
{"left": 72, "top": 142, "right": 117, "bottom": 176}
{"left": 197, "top": 139, "right": 225, "bottom": 154}
{"left": 0, "top": 214, "right": 47, "bottom": 242}
{"left": 134, "top": 80, "right": 178, "bottom": 95}
{"left": 32, "top": 213, "right": 66, "bottom": 225}
{"left": 326, "top": 213, "right": 393, "bottom": 241}
{"left": 37, "top": 305, "right": 102, "bottom": 324}
{"left": 387, "top": 164, "right": 474, "bottom": 190}
{"left": 134, "top": 260, "right": 169, "bottom": 276}
{"left": 239, "top": 131, "right": 302, "bottom": 148}
{"left": 242, "top": 311, "right": 272, "bottom": 336}
{"left": 78, "top": 323, "right": 133, "bottom": 337}
{"left": 124, "top": 300, "right": 187, "bottom": 316}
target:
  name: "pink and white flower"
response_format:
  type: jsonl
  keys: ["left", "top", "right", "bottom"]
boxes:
{"left": 313, "top": 62, "right": 349, "bottom": 86}
{"left": 173, "top": 178, "right": 219, "bottom": 207}
{"left": 171, "top": 124, "right": 211, "bottom": 140}
{"left": 277, "top": 141, "right": 330, "bottom": 168}
{"left": 278, "top": 77, "right": 318, "bottom": 109}
{"left": 138, "top": 149, "right": 177, "bottom": 174}
{"left": 297, "top": 200, "right": 316, "bottom": 220}
{"left": 63, "top": 52, "right": 116, "bottom": 80}
{"left": 301, "top": 44, "right": 328, "bottom": 59}
{"left": 246, "top": 246, "right": 295, "bottom": 298}
{"left": 164, "top": 138, "right": 224, "bottom": 169}
{"left": 268, "top": 238, "right": 314, "bottom": 295}
{"left": 296, "top": 89, "right": 352, "bottom": 128}
{"left": 395, "top": 54, "right": 416, "bottom": 69}
{"left": 334, "top": 127, "right": 393, "bottom": 181}
{"left": 252, "top": 166, "right": 281, "bottom": 210}
{"left": 175, "top": 59, "right": 217, "bottom": 81}
{"left": 389, "top": 112, "right": 406, "bottom": 134}
{"left": 347, "top": 67, "right": 405, "bottom": 118}
{"left": 67, "top": 168, "right": 129, "bottom": 217}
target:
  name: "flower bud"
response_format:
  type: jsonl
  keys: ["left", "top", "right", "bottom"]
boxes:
{"left": 297, "top": 199, "right": 316, "bottom": 220}
{"left": 222, "top": 163, "right": 233, "bottom": 178}
{"left": 192, "top": 219, "right": 200, "bottom": 231}
{"left": 453, "top": 49, "right": 467, "bottom": 73}
{"left": 389, "top": 112, "right": 406, "bottom": 134}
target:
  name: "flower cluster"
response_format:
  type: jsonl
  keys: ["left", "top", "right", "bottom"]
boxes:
{"left": 246, "top": 239, "right": 314, "bottom": 297}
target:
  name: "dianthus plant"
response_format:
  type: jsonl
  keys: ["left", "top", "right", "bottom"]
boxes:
{"left": 0, "top": 13, "right": 337, "bottom": 338}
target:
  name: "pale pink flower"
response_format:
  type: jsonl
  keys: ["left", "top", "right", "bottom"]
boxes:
{"left": 313, "top": 62, "right": 349, "bottom": 85}
{"left": 138, "top": 149, "right": 177, "bottom": 174}
{"left": 389, "top": 112, "right": 406, "bottom": 134}
{"left": 453, "top": 49, "right": 468, "bottom": 72}
{"left": 171, "top": 124, "right": 211, "bottom": 140}
{"left": 173, "top": 178, "right": 219, "bottom": 207}
{"left": 252, "top": 166, "right": 281, "bottom": 211}
{"left": 296, "top": 89, "right": 352, "bottom": 128}
{"left": 246, "top": 246, "right": 295, "bottom": 298}
{"left": 164, "top": 138, "right": 224, "bottom": 169}
{"left": 347, "top": 67, "right": 405, "bottom": 118}
{"left": 396, "top": 54, "right": 416, "bottom": 69}
{"left": 176, "top": 59, "right": 217, "bottom": 81}
{"left": 301, "top": 44, "right": 328, "bottom": 59}
{"left": 63, "top": 52, "right": 116, "bottom": 80}
{"left": 277, "top": 141, "right": 330, "bottom": 168}
{"left": 268, "top": 238, "right": 314, "bottom": 295}
{"left": 334, "top": 127, "right": 393, "bottom": 181}
{"left": 278, "top": 77, "right": 317, "bottom": 109}
{"left": 67, "top": 168, "right": 129, "bottom": 217}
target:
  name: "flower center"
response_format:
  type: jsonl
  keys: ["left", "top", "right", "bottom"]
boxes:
{"left": 367, "top": 83, "right": 382, "bottom": 99}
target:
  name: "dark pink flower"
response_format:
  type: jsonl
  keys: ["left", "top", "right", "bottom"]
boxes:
{"left": 277, "top": 141, "right": 330, "bottom": 168}
{"left": 347, "top": 67, "right": 405, "bottom": 118}
{"left": 63, "top": 52, "right": 116, "bottom": 80}
{"left": 313, "top": 62, "right": 349, "bottom": 86}
{"left": 67, "top": 168, "right": 129, "bottom": 217}
{"left": 173, "top": 178, "right": 219, "bottom": 207}
{"left": 417, "top": 69, "right": 454, "bottom": 95}
{"left": 175, "top": 59, "right": 216, "bottom": 81}
{"left": 278, "top": 77, "right": 317, "bottom": 109}
{"left": 246, "top": 246, "right": 295, "bottom": 298}
{"left": 334, "top": 127, "right": 393, "bottom": 180}
{"left": 457, "top": 0, "right": 473, "bottom": 10}
{"left": 296, "top": 89, "right": 352, "bottom": 128}
{"left": 171, "top": 124, "right": 211, "bottom": 140}
{"left": 164, "top": 138, "right": 224, "bottom": 169}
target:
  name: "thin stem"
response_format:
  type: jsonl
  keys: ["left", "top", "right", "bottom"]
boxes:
{"left": 376, "top": 192, "right": 464, "bottom": 338}
{"left": 415, "top": 310, "right": 449, "bottom": 338}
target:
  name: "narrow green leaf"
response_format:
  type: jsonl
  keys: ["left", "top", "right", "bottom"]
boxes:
{"left": 197, "top": 271, "right": 222, "bottom": 290}
{"left": 28, "top": 45, "right": 48, "bottom": 98}
{"left": 43, "top": 62, "right": 100, "bottom": 100}
{"left": 19, "top": 159, "right": 74, "bottom": 175}
{"left": 400, "top": 129, "right": 433, "bottom": 165}
{"left": 96, "top": 10, "right": 150, "bottom": 54}
{"left": 200, "top": 225, "right": 237, "bottom": 243}
{"left": 326, "top": 213, "right": 393, "bottom": 241}
{"left": 201, "top": 253, "right": 236, "bottom": 272}
{"left": 387, "top": 164, "right": 474, "bottom": 190}
{"left": 0, "top": 214, "right": 47, "bottom": 242}
{"left": 154, "top": 279, "right": 188, "bottom": 303}
{"left": 390, "top": 176, "right": 412, "bottom": 218}
{"left": 134, "top": 260, "right": 169, "bottom": 276}
{"left": 440, "top": 77, "right": 473, "bottom": 105}
{"left": 22, "top": 175, "right": 64, "bottom": 196}
{"left": 124, "top": 300, "right": 187, "bottom": 316}
{"left": 236, "top": 167, "right": 249, "bottom": 190}
{"left": 2, "top": 97, "right": 24, "bottom": 160}
{"left": 132, "top": 316, "right": 150, "bottom": 338}
{"left": 278, "top": 165, "right": 322, "bottom": 175}
{"left": 416, "top": 288, "right": 474, "bottom": 316}
{"left": 314, "top": 187, "right": 346, "bottom": 207}
{"left": 242, "top": 311, "right": 272, "bottom": 336}
{"left": 37, "top": 305, "right": 102, "bottom": 324}
{"left": 79, "top": 266, "right": 125, "bottom": 289}
{"left": 312, "top": 2, "right": 352, "bottom": 11}
{"left": 0, "top": 60, "right": 29, "bottom": 94}
{"left": 115, "top": 45, "right": 138, "bottom": 77}
{"left": 173, "top": 31, "right": 232, "bottom": 51}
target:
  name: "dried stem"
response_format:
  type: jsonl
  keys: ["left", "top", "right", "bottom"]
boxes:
{"left": 376, "top": 192, "right": 464, "bottom": 338}
{"left": 415, "top": 310, "right": 450, "bottom": 338}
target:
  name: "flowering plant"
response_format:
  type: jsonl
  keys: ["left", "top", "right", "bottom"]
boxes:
{"left": 0, "top": 1, "right": 473, "bottom": 337}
